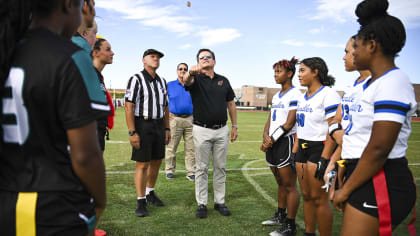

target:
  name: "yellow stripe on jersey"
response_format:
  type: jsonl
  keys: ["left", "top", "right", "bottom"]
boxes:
{"left": 16, "top": 192, "right": 38, "bottom": 236}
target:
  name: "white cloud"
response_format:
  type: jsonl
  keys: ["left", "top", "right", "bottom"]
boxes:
{"left": 280, "top": 40, "right": 305, "bottom": 47}
{"left": 199, "top": 28, "right": 242, "bottom": 47}
{"left": 309, "top": 0, "right": 420, "bottom": 28}
{"left": 309, "top": 26, "right": 325, "bottom": 34}
{"left": 96, "top": 0, "right": 241, "bottom": 45}
{"left": 179, "top": 44, "right": 192, "bottom": 49}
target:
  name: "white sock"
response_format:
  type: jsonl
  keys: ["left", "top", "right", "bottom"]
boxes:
{"left": 137, "top": 196, "right": 146, "bottom": 200}
{"left": 146, "top": 187, "right": 154, "bottom": 195}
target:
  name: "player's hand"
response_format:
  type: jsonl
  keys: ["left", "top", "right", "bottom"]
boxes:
{"left": 333, "top": 188, "right": 350, "bottom": 212}
{"left": 189, "top": 65, "right": 201, "bottom": 76}
{"left": 314, "top": 157, "right": 329, "bottom": 180}
{"left": 323, "top": 161, "right": 337, "bottom": 183}
{"left": 165, "top": 130, "right": 171, "bottom": 145}
{"left": 129, "top": 133, "right": 140, "bottom": 150}
{"left": 263, "top": 133, "right": 272, "bottom": 145}
{"left": 95, "top": 206, "right": 105, "bottom": 220}
{"left": 231, "top": 127, "right": 238, "bottom": 143}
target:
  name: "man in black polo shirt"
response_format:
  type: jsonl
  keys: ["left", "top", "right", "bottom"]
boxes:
{"left": 125, "top": 49, "right": 171, "bottom": 217}
{"left": 184, "top": 48, "right": 238, "bottom": 219}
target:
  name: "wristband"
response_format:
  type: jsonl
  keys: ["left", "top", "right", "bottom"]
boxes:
{"left": 328, "top": 123, "right": 342, "bottom": 137}
{"left": 270, "top": 125, "right": 287, "bottom": 142}
{"left": 165, "top": 128, "right": 170, "bottom": 131}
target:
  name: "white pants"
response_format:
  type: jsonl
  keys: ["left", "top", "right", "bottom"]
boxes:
{"left": 193, "top": 125, "right": 229, "bottom": 205}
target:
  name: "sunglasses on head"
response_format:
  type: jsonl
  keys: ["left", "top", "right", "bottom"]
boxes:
{"left": 178, "top": 67, "right": 188, "bottom": 71}
{"left": 199, "top": 55, "right": 212, "bottom": 60}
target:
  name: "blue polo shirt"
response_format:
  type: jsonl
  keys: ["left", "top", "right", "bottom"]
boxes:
{"left": 167, "top": 79, "right": 193, "bottom": 115}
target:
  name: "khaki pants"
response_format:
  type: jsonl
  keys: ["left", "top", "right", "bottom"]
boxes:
{"left": 165, "top": 116, "right": 195, "bottom": 176}
{"left": 193, "top": 125, "right": 229, "bottom": 205}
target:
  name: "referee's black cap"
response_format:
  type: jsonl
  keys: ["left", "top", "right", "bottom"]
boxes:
{"left": 143, "top": 49, "right": 164, "bottom": 58}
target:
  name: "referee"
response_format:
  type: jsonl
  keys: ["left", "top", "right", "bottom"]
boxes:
{"left": 125, "top": 49, "right": 171, "bottom": 217}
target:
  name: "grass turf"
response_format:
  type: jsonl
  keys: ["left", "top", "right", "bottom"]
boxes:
{"left": 98, "top": 109, "right": 419, "bottom": 235}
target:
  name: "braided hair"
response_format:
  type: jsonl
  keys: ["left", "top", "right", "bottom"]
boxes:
{"left": 300, "top": 57, "right": 335, "bottom": 86}
{"left": 355, "top": 0, "right": 406, "bottom": 57}
{"left": 273, "top": 57, "right": 299, "bottom": 79}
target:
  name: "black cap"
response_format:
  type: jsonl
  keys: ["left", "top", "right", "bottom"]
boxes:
{"left": 143, "top": 49, "right": 164, "bottom": 58}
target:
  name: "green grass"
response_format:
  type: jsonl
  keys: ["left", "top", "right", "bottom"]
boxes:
{"left": 98, "top": 109, "right": 420, "bottom": 235}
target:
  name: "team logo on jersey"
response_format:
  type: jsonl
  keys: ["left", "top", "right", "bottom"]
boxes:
{"left": 218, "top": 81, "right": 223, "bottom": 86}
{"left": 125, "top": 89, "right": 131, "bottom": 97}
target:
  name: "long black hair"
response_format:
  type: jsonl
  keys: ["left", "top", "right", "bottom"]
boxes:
{"left": 355, "top": 0, "right": 406, "bottom": 57}
{"left": 300, "top": 57, "right": 335, "bottom": 86}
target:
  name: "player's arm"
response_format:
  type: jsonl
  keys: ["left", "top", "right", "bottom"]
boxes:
{"left": 67, "top": 122, "right": 106, "bottom": 219}
{"left": 227, "top": 99, "right": 238, "bottom": 142}
{"left": 333, "top": 121, "right": 401, "bottom": 211}
{"left": 125, "top": 101, "right": 140, "bottom": 149}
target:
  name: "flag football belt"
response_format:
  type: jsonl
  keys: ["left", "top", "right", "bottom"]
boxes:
{"left": 299, "top": 139, "right": 323, "bottom": 149}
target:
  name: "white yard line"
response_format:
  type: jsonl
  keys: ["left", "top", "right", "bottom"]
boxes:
{"left": 107, "top": 140, "right": 420, "bottom": 144}
{"left": 241, "top": 159, "right": 306, "bottom": 230}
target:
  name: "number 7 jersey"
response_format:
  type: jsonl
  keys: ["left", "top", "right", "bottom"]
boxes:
{"left": 296, "top": 86, "right": 341, "bottom": 141}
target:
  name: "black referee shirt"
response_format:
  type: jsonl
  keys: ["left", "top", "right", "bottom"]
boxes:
{"left": 125, "top": 70, "right": 168, "bottom": 119}
{"left": 185, "top": 73, "right": 235, "bottom": 125}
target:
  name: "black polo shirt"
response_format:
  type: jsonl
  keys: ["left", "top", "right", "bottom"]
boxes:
{"left": 185, "top": 73, "right": 235, "bottom": 125}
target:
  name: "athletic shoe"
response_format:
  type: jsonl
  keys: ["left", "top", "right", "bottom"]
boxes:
{"left": 135, "top": 199, "right": 148, "bottom": 217}
{"left": 166, "top": 173, "right": 174, "bottom": 179}
{"left": 261, "top": 211, "right": 286, "bottom": 226}
{"left": 214, "top": 203, "right": 231, "bottom": 216}
{"left": 146, "top": 191, "right": 164, "bottom": 206}
{"left": 196, "top": 204, "right": 207, "bottom": 219}
{"left": 269, "top": 222, "right": 296, "bottom": 236}
{"left": 186, "top": 175, "right": 195, "bottom": 181}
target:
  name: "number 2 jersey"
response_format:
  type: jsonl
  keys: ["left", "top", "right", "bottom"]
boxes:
{"left": 296, "top": 86, "right": 341, "bottom": 141}
{"left": 269, "top": 87, "right": 302, "bottom": 136}
{"left": 0, "top": 28, "right": 110, "bottom": 192}
{"left": 342, "top": 68, "right": 417, "bottom": 159}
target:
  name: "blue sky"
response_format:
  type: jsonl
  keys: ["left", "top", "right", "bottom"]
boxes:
{"left": 95, "top": 0, "right": 420, "bottom": 91}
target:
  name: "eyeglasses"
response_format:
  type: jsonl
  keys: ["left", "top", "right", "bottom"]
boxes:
{"left": 178, "top": 68, "right": 188, "bottom": 71}
{"left": 199, "top": 55, "right": 213, "bottom": 60}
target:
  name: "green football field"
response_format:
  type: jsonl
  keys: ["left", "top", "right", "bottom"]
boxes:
{"left": 98, "top": 109, "right": 420, "bottom": 235}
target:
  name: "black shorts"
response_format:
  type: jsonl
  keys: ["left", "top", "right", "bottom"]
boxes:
{"left": 131, "top": 117, "right": 165, "bottom": 162}
{"left": 0, "top": 191, "right": 96, "bottom": 236}
{"left": 97, "top": 123, "right": 106, "bottom": 151}
{"left": 266, "top": 135, "right": 294, "bottom": 168}
{"left": 345, "top": 158, "right": 416, "bottom": 226}
{"left": 295, "top": 139, "right": 324, "bottom": 164}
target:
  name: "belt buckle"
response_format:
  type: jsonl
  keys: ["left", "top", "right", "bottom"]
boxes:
{"left": 143, "top": 116, "right": 149, "bottom": 120}
{"left": 301, "top": 143, "right": 308, "bottom": 149}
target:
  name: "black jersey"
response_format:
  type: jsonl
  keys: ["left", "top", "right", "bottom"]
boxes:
{"left": 0, "top": 28, "right": 110, "bottom": 192}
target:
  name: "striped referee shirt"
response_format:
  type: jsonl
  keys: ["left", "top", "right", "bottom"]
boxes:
{"left": 125, "top": 70, "right": 168, "bottom": 119}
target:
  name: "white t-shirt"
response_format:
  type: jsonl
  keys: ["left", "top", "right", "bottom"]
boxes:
{"left": 342, "top": 68, "right": 417, "bottom": 159}
{"left": 296, "top": 86, "right": 341, "bottom": 141}
{"left": 269, "top": 87, "right": 302, "bottom": 136}
{"left": 341, "top": 77, "right": 369, "bottom": 133}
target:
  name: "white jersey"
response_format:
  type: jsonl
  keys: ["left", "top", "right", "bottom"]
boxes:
{"left": 341, "top": 77, "right": 369, "bottom": 133}
{"left": 296, "top": 86, "right": 341, "bottom": 141}
{"left": 269, "top": 87, "right": 302, "bottom": 137}
{"left": 342, "top": 68, "right": 417, "bottom": 159}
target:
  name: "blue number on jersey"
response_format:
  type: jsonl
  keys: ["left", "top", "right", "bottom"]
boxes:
{"left": 296, "top": 113, "right": 305, "bottom": 127}
{"left": 272, "top": 110, "right": 276, "bottom": 121}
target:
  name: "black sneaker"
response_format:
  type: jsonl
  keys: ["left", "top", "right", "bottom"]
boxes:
{"left": 261, "top": 211, "right": 286, "bottom": 226}
{"left": 146, "top": 191, "right": 164, "bottom": 206}
{"left": 269, "top": 222, "right": 296, "bottom": 236}
{"left": 214, "top": 203, "right": 231, "bottom": 216}
{"left": 135, "top": 199, "right": 148, "bottom": 217}
{"left": 196, "top": 204, "right": 207, "bottom": 219}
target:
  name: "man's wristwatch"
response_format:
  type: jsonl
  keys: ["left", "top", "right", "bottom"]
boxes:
{"left": 232, "top": 124, "right": 238, "bottom": 129}
{"left": 128, "top": 130, "right": 136, "bottom": 136}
